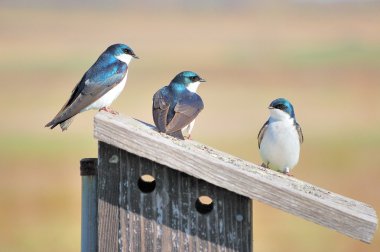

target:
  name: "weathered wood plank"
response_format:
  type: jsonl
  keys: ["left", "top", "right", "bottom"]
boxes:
{"left": 94, "top": 112, "right": 378, "bottom": 243}
{"left": 97, "top": 142, "right": 121, "bottom": 252}
{"left": 119, "top": 150, "right": 132, "bottom": 252}
{"left": 179, "top": 170, "right": 191, "bottom": 251}
{"left": 101, "top": 143, "right": 252, "bottom": 251}
{"left": 139, "top": 156, "right": 156, "bottom": 252}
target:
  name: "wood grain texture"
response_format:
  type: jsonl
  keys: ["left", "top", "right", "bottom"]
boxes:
{"left": 94, "top": 112, "right": 378, "bottom": 243}
{"left": 98, "top": 142, "right": 252, "bottom": 251}
{"left": 97, "top": 142, "right": 121, "bottom": 252}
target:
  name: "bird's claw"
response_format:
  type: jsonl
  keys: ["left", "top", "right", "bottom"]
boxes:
{"left": 100, "top": 107, "right": 119, "bottom": 115}
{"left": 284, "top": 167, "right": 293, "bottom": 176}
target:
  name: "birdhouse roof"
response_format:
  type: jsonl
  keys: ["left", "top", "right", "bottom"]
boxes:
{"left": 94, "top": 112, "right": 377, "bottom": 243}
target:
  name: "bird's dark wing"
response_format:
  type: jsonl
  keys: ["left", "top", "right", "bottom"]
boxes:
{"left": 165, "top": 93, "right": 204, "bottom": 134}
{"left": 295, "top": 122, "right": 304, "bottom": 144}
{"left": 45, "top": 59, "right": 127, "bottom": 129}
{"left": 152, "top": 87, "right": 171, "bottom": 132}
{"left": 258, "top": 120, "right": 269, "bottom": 149}
{"left": 45, "top": 80, "right": 84, "bottom": 129}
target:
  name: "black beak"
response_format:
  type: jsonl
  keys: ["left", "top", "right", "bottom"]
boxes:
{"left": 268, "top": 106, "right": 274, "bottom": 109}
{"left": 199, "top": 77, "right": 206, "bottom": 82}
{"left": 132, "top": 54, "right": 139, "bottom": 59}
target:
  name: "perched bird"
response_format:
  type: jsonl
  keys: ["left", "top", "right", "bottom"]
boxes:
{"left": 258, "top": 98, "right": 304, "bottom": 175}
{"left": 152, "top": 71, "right": 206, "bottom": 140}
{"left": 45, "top": 43, "right": 138, "bottom": 130}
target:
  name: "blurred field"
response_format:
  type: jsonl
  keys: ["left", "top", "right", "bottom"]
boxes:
{"left": 0, "top": 3, "right": 379, "bottom": 252}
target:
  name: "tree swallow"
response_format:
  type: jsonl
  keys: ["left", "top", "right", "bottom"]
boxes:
{"left": 258, "top": 98, "right": 304, "bottom": 175}
{"left": 45, "top": 43, "right": 138, "bottom": 131}
{"left": 152, "top": 71, "right": 206, "bottom": 140}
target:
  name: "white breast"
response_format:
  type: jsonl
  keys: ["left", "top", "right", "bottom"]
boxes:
{"left": 82, "top": 72, "right": 128, "bottom": 112}
{"left": 259, "top": 118, "right": 301, "bottom": 173}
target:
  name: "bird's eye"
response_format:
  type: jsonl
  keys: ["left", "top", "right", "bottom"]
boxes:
{"left": 191, "top": 76, "right": 199, "bottom": 82}
{"left": 123, "top": 48, "right": 131, "bottom": 54}
{"left": 277, "top": 104, "right": 286, "bottom": 110}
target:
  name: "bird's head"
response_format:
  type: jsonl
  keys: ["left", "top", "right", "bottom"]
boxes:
{"left": 268, "top": 98, "right": 296, "bottom": 120}
{"left": 171, "top": 71, "right": 206, "bottom": 93}
{"left": 106, "top": 44, "right": 139, "bottom": 64}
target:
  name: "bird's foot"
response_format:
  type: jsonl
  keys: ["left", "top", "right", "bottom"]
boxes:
{"left": 186, "top": 134, "right": 192, "bottom": 140}
{"left": 261, "top": 163, "right": 268, "bottom": 168}
{"left": 100, "top": 107, "right": 119, "bottom": 115}
{"left": 284, "top": 168, "right": 293, "bottom": 176}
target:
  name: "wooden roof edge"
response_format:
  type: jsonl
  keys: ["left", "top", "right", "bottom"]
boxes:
{"left": 94, "top": 112, "right": 378, "bottom": 243}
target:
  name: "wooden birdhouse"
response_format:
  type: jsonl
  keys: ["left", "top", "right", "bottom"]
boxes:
{"left": 80, "top": 112, "right": 377, "bottom": 252}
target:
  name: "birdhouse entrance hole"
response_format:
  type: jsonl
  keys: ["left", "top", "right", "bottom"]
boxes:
{"left": 138, "top": 174, "right": 156, "bottom": 193}
{"left": 195, "top": 195, "right": 214, "bottom": 214}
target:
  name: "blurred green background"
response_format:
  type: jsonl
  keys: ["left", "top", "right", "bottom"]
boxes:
{"left": 0, "top": 1, "right": 379, "bottom": 251}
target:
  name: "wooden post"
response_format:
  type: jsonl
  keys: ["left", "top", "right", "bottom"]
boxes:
{"left": 97, "top": 142, "right": 252, "bottom": 252}
{"left": 80, "top": 158, "right": 98, "bottom": 252}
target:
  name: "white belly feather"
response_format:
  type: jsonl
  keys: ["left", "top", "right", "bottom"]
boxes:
{"left": 259, "top": 119, "right": 300, "bottom": 173}
{"left": 82, "top": 72, "right": 128, "bottom": 112}
{"left": 181, "top": 82, "right": 200, "bottom": 136}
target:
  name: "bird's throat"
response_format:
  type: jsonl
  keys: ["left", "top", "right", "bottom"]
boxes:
{"left": 186, "top": 81, "right": 200, "bottom": 93}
